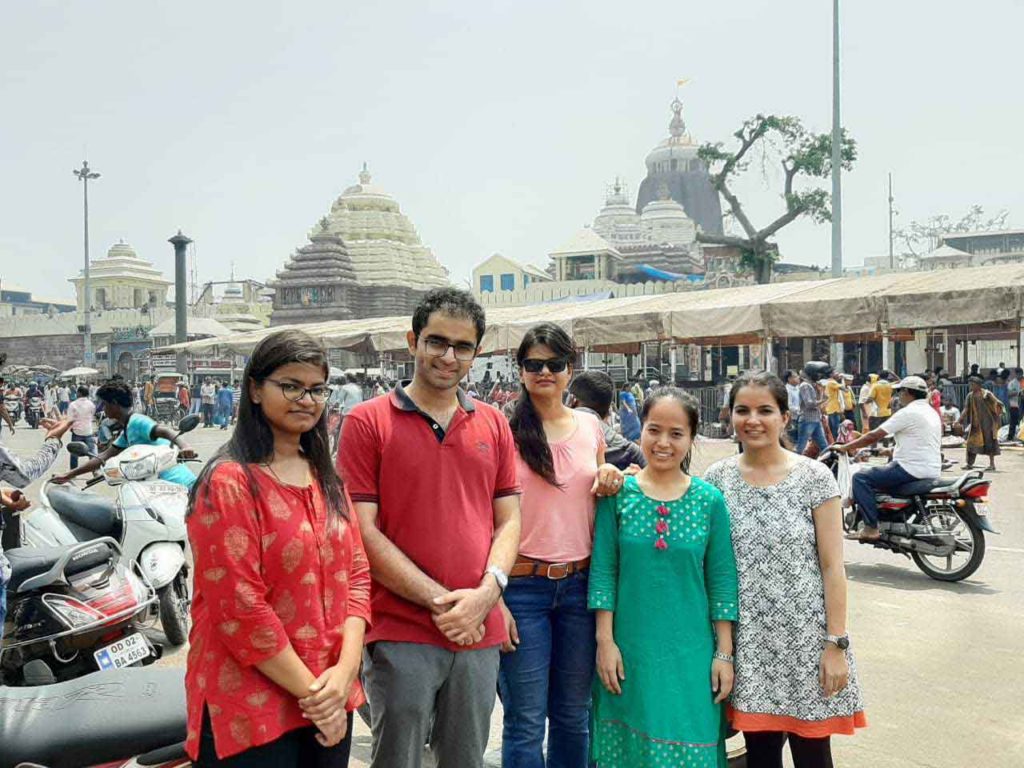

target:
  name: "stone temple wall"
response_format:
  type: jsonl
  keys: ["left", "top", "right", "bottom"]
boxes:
{"left": 0, "top": 332, "right": 114, "bottom": 371}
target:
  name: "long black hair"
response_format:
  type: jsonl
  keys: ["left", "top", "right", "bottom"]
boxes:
{"left": 510, "top": 323, "right": 576, "bottom": 487}
{"left": 639, "top": 387, "right": 700, "bottom": 473}
{"left": 188, "top": 329, "right": 348, "bottom": 520}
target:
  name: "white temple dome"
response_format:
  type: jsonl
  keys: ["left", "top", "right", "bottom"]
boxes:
{"left": 640, "top": 193, "right": 697, "bottom": 246}
{"left": 321, "top": 164, "right": 448, "bottom": 288}
{"left": 107, "top": 240, "right": 138, "bottom": 259}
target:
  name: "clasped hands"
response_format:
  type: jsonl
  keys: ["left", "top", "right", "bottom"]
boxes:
{"left": 299, "top": 663, "right": 358, "bottom": 747}
{"left": 431, "top": 580, "right": 501, "bottom": 647}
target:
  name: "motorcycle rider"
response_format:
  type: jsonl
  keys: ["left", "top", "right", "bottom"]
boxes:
{"left": 24, "top": 381, "right": 44, "bottom": 428}
{"left": 834, "top": 375, "right": 942, "bottom": 542}
{"left": 0, "top": 416, "right": 75, "bottom": 641}
{"left": 52, "top": 380, "right": 198, "bottom": 489}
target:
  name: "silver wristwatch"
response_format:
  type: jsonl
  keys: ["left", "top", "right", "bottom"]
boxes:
{"left": 485, "top": 565, "right": 509, "bottom": 593}
{"left": 825, "top": 634, "right": 850, "bottom": 650}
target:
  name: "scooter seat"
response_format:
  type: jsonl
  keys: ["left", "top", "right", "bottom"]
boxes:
{"left": 0, "top": 667, "right": 186, "bottom": 768}
{"left": 4, "top": 541, "right": 113, "bottom": 592}
{"left": 47, "top": 486, "right": 119, "bottom": 536}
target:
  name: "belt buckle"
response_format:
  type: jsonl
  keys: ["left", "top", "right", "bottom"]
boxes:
{"left": 545, "top": 562, "right": 570, "bottom": 580}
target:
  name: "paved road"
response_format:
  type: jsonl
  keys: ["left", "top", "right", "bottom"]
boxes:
{"left": 5, "top": 422, "right": 1023, "bottom": 767}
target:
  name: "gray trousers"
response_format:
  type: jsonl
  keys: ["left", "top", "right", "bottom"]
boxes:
{"left": 364, "top": 641, "right": 500, "bottom": 768}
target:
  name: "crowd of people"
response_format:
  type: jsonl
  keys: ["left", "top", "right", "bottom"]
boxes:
{"left": 4, "top": 288, "right": 1018, "bottom": 767}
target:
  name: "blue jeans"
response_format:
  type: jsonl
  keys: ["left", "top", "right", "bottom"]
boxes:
{"left": 498, "top": 571, "right": 596, "bottom": 768}
{"left": 828, "top": 413, "right": 842, "bottom": 440}
{"left": 852, "top": 461, "right": 918, "bottom": 528}
{"left": 796, "top": 418, "right": 828, "bottom": 454}
{"left": 0, "top": 578, "right": 6, "bottom": 643}
{"left": 69, "top": 433, "right": 97, "bottom": 470}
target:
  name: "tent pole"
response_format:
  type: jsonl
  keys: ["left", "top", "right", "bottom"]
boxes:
{"left": 881, "top": 327, "right": 891, "bottom": 372}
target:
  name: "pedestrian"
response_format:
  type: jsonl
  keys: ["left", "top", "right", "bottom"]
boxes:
{"left": 568, "top": 371, "right": 647, "bottom": 471}
{"left": 705, "top": 372, "right": 866, "bottom": 768}
{"left": 200, "top": 377, "right": 216, "bottom": 427}
{"left": 339, "top": 287, "right": 521, "bottom": 768}
{"left": 340, "top": 373, "right": 363, "bottom": 415}
{"left": 959, "top": 376, "right": 1003, "bottom": 470}
{"left": 1007, "top": 368, "right": 1022, "bottom": 443}
{"left": 858, "top": 373, "right": 877, "bottom": 432}
{"left": 216, "top": 380, "right": 234, "bottom": 430}
{"left": 784, "top": 369, "right": 801, "bottom": 445}
{"left": 142, "top": 377, "right": 155, "bottom": 417}
{"left": 840, "top": 374, "right": 856, "bottom": 424}
{"left": 177, "top": 381, "right": 191, "bottom": 416}
{"left": 618, "top": 384, "right": 641, "bottom": 442}
{"left": 867, "top": 371, "right": 894, "bottom": 430}
{"left": 190, "top": 379, "right": 203, "bottom": 416}
{"left": 823, "top": 370, "right": 843, "bottom": 439}
{"left": 795, "top": 366, "right": 828, "bottom": 456}
{"left": 499, "top": 324, "right": 623, "bottom": 767}
{"left": 940, "top": 395, "right": 961, "bottom": 436}
{"left": 590, "top": 387, "right": 738, "bottom": 767}
{"left": 57, "top": 382, "right": 71, "bottom": 415}
{"left": 184, "top": 329, "right": 370, "bottom": 766}
{"left": 66, "top": 385, "right": 97, "bottom": 470}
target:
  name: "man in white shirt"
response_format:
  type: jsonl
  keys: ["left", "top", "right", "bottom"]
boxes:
{"left": 784, "top": 369, "right": 801, "bottom": 445}
{"left": 836, "top": 376, "right": 942, "bottom": 542}
{"left": 939, "top": 396, "right": 961, "bottom": 435}
{"left": 340, "top": 373, "right": 363, "bottom": 415}
{"left": 57, "top": 384, "right": 71, "bottom": 415}
{"left": 65, "top": 385, "right": 97, "bottom": 470}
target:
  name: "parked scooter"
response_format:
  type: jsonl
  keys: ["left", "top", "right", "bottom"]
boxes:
{"left": 21, "top": 414, "right": 201, "bottom": 645}
{"left": 821, "top": 448, "right": 995, "bottom": 581}
{"left": 0, "top": 667, "right": 187, "bottom": 768}
{"left": 0, "top": 536, "right": 158, "bottom": 686}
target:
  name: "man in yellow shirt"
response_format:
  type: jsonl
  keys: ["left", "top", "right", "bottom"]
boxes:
{"left": 824, "top": 370, "right": 844, "bottom": 438}
{"left": 868, "top": 371, "right": 895, "bottom": 429}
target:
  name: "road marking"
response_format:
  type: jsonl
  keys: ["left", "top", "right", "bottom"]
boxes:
{"left": 989, "top": 546, "right": 1024, "bottom": 554}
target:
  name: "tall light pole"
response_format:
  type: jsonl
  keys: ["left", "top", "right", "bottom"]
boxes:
{"left": 73, "top": 160, "right": 100, "bottom": 366}
{"left": 830, "top": 0, "right": 842, "bottom": 279}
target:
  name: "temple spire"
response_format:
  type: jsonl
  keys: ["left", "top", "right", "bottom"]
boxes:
{"left": 359, "top": 162, "right": 371, "bottom": 185}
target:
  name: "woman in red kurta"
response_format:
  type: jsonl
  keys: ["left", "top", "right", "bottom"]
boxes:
{"left": 186, "top": 330, "right": 370, "bottom": 766}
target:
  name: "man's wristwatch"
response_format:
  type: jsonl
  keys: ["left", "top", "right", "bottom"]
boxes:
{"left": 485, "top": 565, "right": 508, "bottom": 594}
{"left": 825, "top": 634, "right": 850, "bottom": 650}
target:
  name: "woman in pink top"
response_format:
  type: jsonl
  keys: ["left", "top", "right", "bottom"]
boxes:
{"left": 498, "top": 323, "right": 623, "bottom": 768}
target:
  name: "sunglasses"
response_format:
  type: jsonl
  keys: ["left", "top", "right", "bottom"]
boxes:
{"left": 521, "top": 358, "right": 569, "bottom": 375}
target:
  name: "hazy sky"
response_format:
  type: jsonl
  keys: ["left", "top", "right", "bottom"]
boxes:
{"left": 2, "top": 0, "right": 1022, "bottom": 301}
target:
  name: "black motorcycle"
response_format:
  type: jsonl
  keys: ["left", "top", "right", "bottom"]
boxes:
{"left": 820, "top": 448, "right": 995, "bottom": 581}
{"left": 1, "top": 535, "right": 159, "bottom": 686}
{"left": 25, "top": 395, "right": 45, "bottom": 429}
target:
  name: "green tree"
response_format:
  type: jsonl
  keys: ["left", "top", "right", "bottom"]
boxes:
{"left": 697, "top": 115, "right": 857, "bottom": 284}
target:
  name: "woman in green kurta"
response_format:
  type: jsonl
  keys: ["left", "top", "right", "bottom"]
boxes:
{"left": 589, "top": 388, "right": 739, "bottom": 768}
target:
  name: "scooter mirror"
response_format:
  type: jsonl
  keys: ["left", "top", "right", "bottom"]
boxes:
{"left": 177, "top": 414, "right": 202, "bottom": 434}
{"left": 67, "top": 441, "right": 93, "bottom": 457}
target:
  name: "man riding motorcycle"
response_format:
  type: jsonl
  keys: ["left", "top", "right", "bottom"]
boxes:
{"left": 52, "top": 380, "right": 198, "bottom": 489}
{"left": 833, "top": 375, "right": 942, "bottom": 542}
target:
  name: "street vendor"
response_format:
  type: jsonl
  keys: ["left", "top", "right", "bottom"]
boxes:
{"left": 52, "top": 380, "right": 198, "bottom": 489}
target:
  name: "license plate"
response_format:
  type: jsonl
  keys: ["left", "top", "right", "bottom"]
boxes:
{"left": 974, "top": 504, "right": 989, "bottom": 517}
{"left": 93, "top": 632, "right": 151, "bottom": 671}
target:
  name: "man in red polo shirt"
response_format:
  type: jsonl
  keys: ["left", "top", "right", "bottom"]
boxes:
{"left": 340, "top": 287, "right": 521, "bottom": 768}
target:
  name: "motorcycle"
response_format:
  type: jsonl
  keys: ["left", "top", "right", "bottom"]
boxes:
{"left": 25, "top": 395, "right": 45, "bottom": 429}
{"left": 820, "top": 448, "right": 995, "bottom": 581}
{"left": 21, "top": 414, "right": 200, "bottom": 646}
{"left": 0, "top": 667, "right": 187, "bottom": 768}
{"left": 0, "top": 536, "right": 159, "bottom": 686}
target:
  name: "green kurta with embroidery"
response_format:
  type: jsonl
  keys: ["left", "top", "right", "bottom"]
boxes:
{"left": 589, "top": 476, "right": 739, "bottom": 768}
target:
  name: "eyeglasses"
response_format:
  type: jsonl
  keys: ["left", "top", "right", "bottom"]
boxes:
{"left": 265, "top": 379, "right": 331, "bottom": 403}
{"left": 421, "top": 336, "right": 477, "bottom": 362}
{"left": 521, "top": 358, "right": 569, "bottom": 375}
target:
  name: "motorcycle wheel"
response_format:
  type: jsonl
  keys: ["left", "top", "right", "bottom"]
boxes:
{"left": 911, "top": 508, "right": 986, "bottom": 582}
{"left": 158, "top": 572, "right": 191, "bottom": 646}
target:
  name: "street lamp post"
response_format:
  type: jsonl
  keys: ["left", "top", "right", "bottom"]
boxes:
{"left": 73, "top": 160, "right": 100, "bottom": 366}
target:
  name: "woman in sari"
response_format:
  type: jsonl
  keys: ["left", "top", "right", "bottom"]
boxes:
{"left": 958, "top": 376, "right": 1003, "bottom": 470}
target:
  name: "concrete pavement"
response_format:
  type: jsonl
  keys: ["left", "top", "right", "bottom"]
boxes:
{"left": 4, "top": 422, "right": 1023, "bottom": 767}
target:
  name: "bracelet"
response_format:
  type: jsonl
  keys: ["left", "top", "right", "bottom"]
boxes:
{"left": 713, "top": 651, "right": 734, "bottom": 664}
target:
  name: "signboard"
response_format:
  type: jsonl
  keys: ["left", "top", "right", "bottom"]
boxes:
{"left": 111, "top": 326, "right": 150, "bottom": 341}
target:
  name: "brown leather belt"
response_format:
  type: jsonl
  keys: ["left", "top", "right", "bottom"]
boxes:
{"left": 510, "top": 555, "right": 590, "bottom": 580}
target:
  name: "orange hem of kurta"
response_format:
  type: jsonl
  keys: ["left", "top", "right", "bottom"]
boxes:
{"left": 727, "top": 705, "right": 868, "bottom": 738}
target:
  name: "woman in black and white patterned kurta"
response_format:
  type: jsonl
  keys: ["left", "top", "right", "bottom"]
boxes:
{"left": 705, "top": 371, "right": 866, "bottom": 768}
